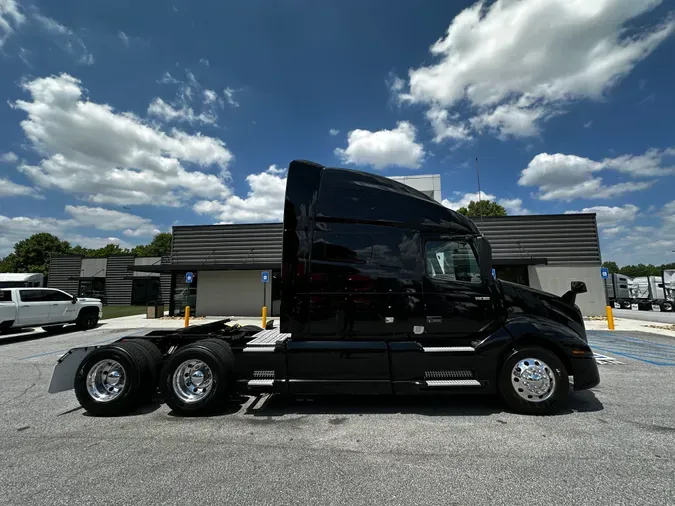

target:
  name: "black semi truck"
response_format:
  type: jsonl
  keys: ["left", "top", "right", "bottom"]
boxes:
{"left": 49, "top": 160, "right": 600, "bottom": 416}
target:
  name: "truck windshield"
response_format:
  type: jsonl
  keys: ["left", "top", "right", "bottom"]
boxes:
{"left": 425, "top": 239, "right": 481, "bottom": 283}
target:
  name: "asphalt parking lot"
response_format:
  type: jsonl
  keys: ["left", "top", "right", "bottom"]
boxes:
{"left": 1, "top": 325, "right": 674, "bottom": 506}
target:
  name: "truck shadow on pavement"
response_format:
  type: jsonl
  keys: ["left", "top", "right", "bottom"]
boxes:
{"left": 237, "top": 389, "right": 603, "bottom": 418}
{"left": 0, "top": 323, "right": 105, "bottom": 346}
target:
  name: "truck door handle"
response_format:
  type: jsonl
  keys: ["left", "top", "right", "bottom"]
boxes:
{"left": 51, "top": 304, "right": 59, "bottom": 306}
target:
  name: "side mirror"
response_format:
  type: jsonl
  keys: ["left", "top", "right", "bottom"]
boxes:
{"left": 475, "top": 236, "right": 493, "bottom": 280}
{"left": 562, "top": 281, "right": 587, "bottom": 306}
{"left": 571, "top": 281, "right": 587, "bottom": 294}
{"left": 71, "top": 296, "right": 78, "bottom": 304}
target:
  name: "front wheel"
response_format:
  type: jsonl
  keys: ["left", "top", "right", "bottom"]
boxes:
{"left": 76, "top": 309, "right": 99, "bottom": 330}
{"left": 498, "top": 346, "right": 569, "bottom": 415}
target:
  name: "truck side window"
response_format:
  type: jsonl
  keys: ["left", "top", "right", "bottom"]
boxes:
{"left": 45, "top": 290, "right": 73, "bottom": 301}
{"left": 0, "top": 290, "right": 12, "bottom": 302}
{"left": 19, "top": 290, "right": 49, "bottom": 302}
{"left": 425, "top": 240, "right": 481, "bottom": 284}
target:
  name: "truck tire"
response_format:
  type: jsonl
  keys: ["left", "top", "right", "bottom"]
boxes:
{"left": 75, "top": 308, "right": 99, "bottom": 330}
{"left": 661, "top": 301, "right": 673, "bottom": 312}
{"left": 74, "top": 341, "right": 151, "bottom": 416}
{"left": 42, "top": 325, "right": 64, "bottom": 333}
{"left": 123, "top": 338, "right": 164, "bottom": 396}
{"left": 160, "top": 341, "right": 235, "bottom": 416}
{"left": 498, "top": 346, "right": 569, "bottom": 415}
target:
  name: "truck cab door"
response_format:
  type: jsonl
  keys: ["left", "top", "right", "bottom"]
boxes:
{"left": 45, "top": 289, "right": 78, "bottom": 323}
{"left": 17, "top": 290, "right": 52, "bottom": 326}
{"left": 421, "top": 238, "right": 500, "bottom": 339}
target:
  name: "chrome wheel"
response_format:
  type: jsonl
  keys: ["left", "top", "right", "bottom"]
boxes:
{"left": 511, "top": 358, "right": 555, "bottom": 402}
{"left": 172, "top": 360, "right": 213, "bottom": 403}
{"left": 86, "top": 360, "right": 126, "bottom": 402}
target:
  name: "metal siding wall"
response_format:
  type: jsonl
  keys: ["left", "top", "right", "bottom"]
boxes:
{"left": 160, "top": 256, "right": 171, "bottom": 303}
{"left": 105, "top": 256, "right": 135, "bottom": 305}
{"left": 47, "top": 256, "right": 82, "bottom": 294}
{"left": 172, "top": 223, "right": 283, "bottom": 265}
{"left": 477, "top": 214, "right": 600, "bottom": 266}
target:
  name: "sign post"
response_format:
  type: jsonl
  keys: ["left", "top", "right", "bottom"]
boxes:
{"left": 261, "top": 271, "right": 270, "bottom": 328}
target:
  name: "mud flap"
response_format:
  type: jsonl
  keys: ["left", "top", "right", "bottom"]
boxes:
{"left": 48, "top": 347, "right": 92, "bottom": 394}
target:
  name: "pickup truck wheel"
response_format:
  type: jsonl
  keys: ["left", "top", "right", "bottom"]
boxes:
{"left": 74, "top": 342, "right": 151, "bottom": 416}
{"left": 42, "top": 325, "right": 64, "bottom": 333}
{"left": 160, "top": 341, "right": 234, "bottom": 416}
{"left": 76, "top": 308, "right": 99, "bottom": 330}
{"left": 498, "top": 346, "right": 569, "bottom": 415}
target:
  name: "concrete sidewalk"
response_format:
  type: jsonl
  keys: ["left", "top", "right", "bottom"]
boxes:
{"left": 585, "top": 316, "right": 675, "bottom": 338}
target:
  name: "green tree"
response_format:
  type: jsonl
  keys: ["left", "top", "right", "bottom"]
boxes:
{"left": 0, "top": 253, "right": 20, "bottom": 273}
{"left": 457, "top": 200, "right": 507, "bottom": 217}
{"left": 131, "top": 233, "right": 172, "bottom": 257}
{"left": 602, "top": 261, "right": 619, "bottom": 273}
{"left": 7, "top": 233, "right": 72, "bottom": 276}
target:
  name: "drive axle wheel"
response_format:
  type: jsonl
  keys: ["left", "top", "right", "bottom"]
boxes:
{"left": 160, "top": 341, "right": 234, "bottom": 416}
{"left": 498, "top": 346, "right": 568, "bottom": 415}
{"left": 74, "top": 341, "right": 151, "bottom": 416}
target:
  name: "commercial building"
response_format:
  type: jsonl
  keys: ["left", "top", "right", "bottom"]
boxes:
{"left": 46, "top": 174, "right": 604, "bottom": 316}
{"left": 48, "top": 255, "right": 171, "bottom": 306}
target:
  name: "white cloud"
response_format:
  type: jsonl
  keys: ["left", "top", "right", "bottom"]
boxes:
{"left": 0, "top": 0, "right": 24, "bottom": 48}
{"left": 426, "top": 107, "right": 472, "bottom": 143}
{"left": 64, "top": 205, "right": 160, "bottom": 236}
{"left": 334, "top": 121, "right": 425, "bottom": 170}
{"left": 68, "top": 235, "right": 133, "bottom": 251}
{"left": 223, "top": 87, "right": 239, "bottom": 107}
{"left": 0, "top": 178, "right": 41, "bottom": 198}
{"left": 33, "top": 13, "right": 94, "bottom": 65}
{"left": 1, "top": 151, "right": 18, "bottom": 163}
{"left": 150, "top": 70, "right": 224, "bottom": 125}
{"left": 519, "top": 150, "right": 666, "bottom": 201}
{"left": 602, "top": 225, "right": 627, "bottom": 237}
{"left": 584, "top": 121, "right": 593, "bottom": 128}
{"left": 565, "top": 204, "right": 639, "bottom": 227}
{"left": 199, "top": 58, "right": 210, "bottom": 66}
{"left": 603, "top": 148, "right": 675, "bottom": 177}
{"left": 498, "top": 198, "right": 530, "bottom": 215}
{"left": 203, "top": 89, "right": 218, "bottom": 105}
{"left": 12, "top": 73, "right": 233, "bottom": 207}
{"left": 194, "top": 165, "right": 287, "bottom": 223}
{"left": 442, "top": 191, "right": 495, "bottom": 211}
{"left": 329, "top": 128, "right": 339, "bottom": 136}
{"left": 147, "top": 97, "right": 217, "bottom": 125}
{"left": 398, "top": 0, "right": 674, "bottom": 140}
{"left": 118, "top": 30, "right": 129, "bottom": 47}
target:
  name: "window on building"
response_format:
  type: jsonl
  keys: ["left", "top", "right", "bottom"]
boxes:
{"left": 425, "top": 240, "right": 481, "bottom": 283}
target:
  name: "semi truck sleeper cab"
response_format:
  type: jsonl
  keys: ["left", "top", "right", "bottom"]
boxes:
{"left": 49, "top": 159, "right": 600, "bottom": 416}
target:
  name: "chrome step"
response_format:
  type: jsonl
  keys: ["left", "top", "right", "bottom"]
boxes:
{"left": 423, "top": 346, "right": 475, "bottom": 353}
{"left": 425, "top": 370, "right": 473, "bottom": 380}
{"left": 248, "top": 379, "right": 274, "bottom": 387}
{"left": 243, "top": 347, "right": 275, "bottom": 353}
{"left": 247, "top": 328, "right": 292, "bottom": 346}
{"left": 425, "top": 379, "right": 481, "bottom": 387}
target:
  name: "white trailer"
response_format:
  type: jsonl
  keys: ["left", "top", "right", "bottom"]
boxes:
{"left": 0, "top": 273, "right": 44, "bottom": 288}
{"left": 663, "top": 270, "right": 675, "bottom": 303}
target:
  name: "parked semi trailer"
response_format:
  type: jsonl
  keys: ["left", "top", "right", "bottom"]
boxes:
{"left": 663, "top": 270, "right": 675, "bottom": 307}
{"left": 605, "top": 273, "right": 634, "bottom": 310}
{"left": 630, "top": 276, "right": 673, "bottom": 312}
{"left": 49, "top": 160, "right": 600, "bottom": 416}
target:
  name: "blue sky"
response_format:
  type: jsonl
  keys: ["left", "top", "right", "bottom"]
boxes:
{"left": 0, "top": 0, "right": 674, "bottom": 266}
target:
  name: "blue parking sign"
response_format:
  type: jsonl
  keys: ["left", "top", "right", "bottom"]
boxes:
{"left": 491, "top": 268, "right": 496, "bottom": 279}
{"left": 600, "top": 267, "right": 608, "bottom": 279}
{"left": 261, "top": 271, "right": 269, "bottom": 283}
{"left": 185, "top": 272, "right": 194, "bottom": 283}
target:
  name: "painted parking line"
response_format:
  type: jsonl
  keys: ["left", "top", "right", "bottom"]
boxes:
{"left": 588, "top": 331, "right": 675, "bottom": 366}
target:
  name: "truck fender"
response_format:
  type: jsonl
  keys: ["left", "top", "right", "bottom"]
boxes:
{"left": 48, "top": 346, "right": 96, "bottom": 393}
{"left": 501, "top": 314, "right": 592, "bottom": 366}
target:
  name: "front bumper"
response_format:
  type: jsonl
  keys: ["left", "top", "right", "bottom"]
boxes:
{"left": 570, "top": 356, "right": 600, "bottom": 390}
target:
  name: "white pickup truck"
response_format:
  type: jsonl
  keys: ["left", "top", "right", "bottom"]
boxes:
{"left": 0, "top": 287, "right": 102, "bottom": 334}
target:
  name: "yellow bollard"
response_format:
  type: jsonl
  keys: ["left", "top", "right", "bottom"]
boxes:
{"left": 261, "top": 306, "right": 267, "bottom": 329}
{"left": 606, "top": 305, "right": 615, "bottom": 330}
{"left": 184, "top": 305, "right": 190, "bottom": 327}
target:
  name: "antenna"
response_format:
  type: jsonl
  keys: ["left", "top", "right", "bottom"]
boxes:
{"left": 475, "top": 157, "right": 484, "bottom": 228}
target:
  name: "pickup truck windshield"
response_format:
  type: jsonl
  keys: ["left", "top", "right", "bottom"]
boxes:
{"left": 426, "top": 239, "right": 481, "bottom": 283}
